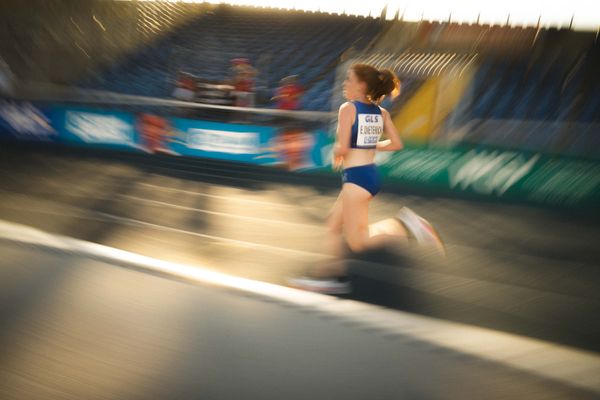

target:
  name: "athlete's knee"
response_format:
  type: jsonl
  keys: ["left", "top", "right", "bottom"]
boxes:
{"left": 326, "top": 214, "right": 343, "bottom": 234}
{"left": 346, "top": 237, "right": 367, "bottom": 253}
{"left": 327, "top": 209, "right": 344, "bottom": 233}
{"left": 345, "top": 229, "right": 368, "bottom": 253}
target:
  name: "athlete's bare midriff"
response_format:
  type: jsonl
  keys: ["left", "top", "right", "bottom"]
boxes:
{"left": 342, "top": 148, "right": 377, "bottom": 169}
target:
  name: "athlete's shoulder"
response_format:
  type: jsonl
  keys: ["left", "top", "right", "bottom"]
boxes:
{"left": 339, "top": 101, "right": 356, "bottom": 111}
{"left": 338, "top": 101, "right": 356, "bottom": 118}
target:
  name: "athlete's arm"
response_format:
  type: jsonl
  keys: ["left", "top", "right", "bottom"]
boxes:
{"left": 376, "top": 108, "right": 403, "bottom": 151}
{"left": 333, "top": 102, "right": 355, "bottom": 168}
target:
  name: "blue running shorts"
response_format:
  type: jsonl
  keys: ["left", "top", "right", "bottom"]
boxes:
{"left": 341, "top": 164, "right": 381, "bottom": 197}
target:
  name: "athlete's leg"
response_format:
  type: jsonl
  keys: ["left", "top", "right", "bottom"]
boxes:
{"left": 288, "top": 189, "right": 350, "bottom": 292}
{"left": 368, "top": 218, "right": 410, "bottom": 239}
{"left": 288, "top": 184, "right": 404, "bottom": 293}
{"left": 309, "top": 190, "right": 347, "bottom": 278}
{"left": 341, "top": 183, "right": 372, "bottom": 252}
{"left": 326, "top": 191, "right": 344, "bottom": 256}
{"left": 343, "top": 183, "right": 409, "bottom": 252}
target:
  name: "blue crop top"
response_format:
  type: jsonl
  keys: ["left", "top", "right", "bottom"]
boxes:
{"left": 349, "top": 101, "right": 384, "bottom": 149}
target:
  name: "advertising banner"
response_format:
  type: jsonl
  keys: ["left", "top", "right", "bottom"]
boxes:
{"left": 170, "top": 118, "right": 275, "bottom": 163}
{"left": 270, "top": 126, "right": 331, "bottom": 171}
{"left": 0, "top": 100, "right": 56, "bottom": 142}
{"left": 51, "top": 106, "right": 141, "bottom": 151}
{"left": 376, "top": 146, "right": 600, "bottom": 207}
{"left": 2, "top": 101, "right": 596, "bottom": 207}
{"left": 168, "top": 118, "right": 330, "bottom": 169}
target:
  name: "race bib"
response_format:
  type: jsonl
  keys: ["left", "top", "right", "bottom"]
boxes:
{"left": 356, "top": 113, "right": 383, "bottom": 147}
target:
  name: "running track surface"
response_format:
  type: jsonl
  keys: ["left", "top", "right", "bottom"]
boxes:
{"left": 0, "top": 142, "right": 599, "bottom": 399}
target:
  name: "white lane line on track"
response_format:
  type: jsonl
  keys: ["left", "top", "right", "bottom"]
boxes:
{"left": 0, "top": 218, "right": 599, "bottom": 395}
{"left": 0, "top": 196, "right": 328, "bottom": 260}
{"left": 0, "top": 169, "right": 323, "bottom": 210}
{"left": 0, "top": 187, "right": 322, "bottom": 229}
{"left": 121, "top": 195, "right": 321, "bottom": 229}
{"left": 120, "top": 195, "right": 322, "bottom": 228}
{"left": 137, "top": 181, "right": 323, "bottom": 209}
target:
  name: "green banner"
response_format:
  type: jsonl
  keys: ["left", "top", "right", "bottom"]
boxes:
{"left": 375, "top": 146, "right": 600, "bottom": 207}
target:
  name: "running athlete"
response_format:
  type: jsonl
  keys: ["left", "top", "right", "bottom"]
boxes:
{"left": 290, "top": 64, "right": 445, "bottom": 294}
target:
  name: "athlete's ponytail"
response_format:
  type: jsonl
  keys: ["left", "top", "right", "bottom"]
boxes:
{"left": 351, "top": 64, "right": 400, "bottom": 104}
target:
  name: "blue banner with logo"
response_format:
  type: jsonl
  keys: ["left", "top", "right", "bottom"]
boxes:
{"left": 1, "top": 103, "right": 331, "bottom": 169}
{"left": 0, "top": 99, "right": 57, "bottom": 142}
{"left": 50, "top": 106, "right": 141, "bottom": 151}
{"left": 169, "top": 118, "right": 278, "bottom": 164}
{"left": 169, "top": 118, "right": 331, "bottom": 170}
{"left": 1, "top": 100, "right": 597, "bottom": 207}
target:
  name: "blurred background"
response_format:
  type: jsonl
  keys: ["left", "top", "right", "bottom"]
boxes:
{"left": 0, "top": 1, "right": 599, "bottom": 399}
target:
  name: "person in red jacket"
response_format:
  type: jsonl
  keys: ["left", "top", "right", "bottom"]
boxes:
{"left": 230, "top": 58, "right": 257, "bottom": 107}
{"left": 272, "top": 75, "right": 303, "bottom": 110}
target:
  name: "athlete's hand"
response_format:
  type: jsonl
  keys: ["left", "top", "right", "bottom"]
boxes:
{"left": 333, "top": 154, "right": 344, "bottom": 171}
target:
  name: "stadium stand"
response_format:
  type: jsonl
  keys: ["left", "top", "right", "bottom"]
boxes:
{"left": 2, "top": 1, "right": 597, "bottom": 157}
{"left": 443, "top": 36, "right": 599, "bottom": 158}
{"left": 80, "top": 5, "right": 383, "bottom": 111}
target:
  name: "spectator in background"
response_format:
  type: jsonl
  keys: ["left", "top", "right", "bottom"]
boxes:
{"left": 172, "top": 72, "right": 196, "bottom": 101}
{"left": 230, "top": 58, "right": 257, "bottom": 107}
{"left": 272, "top": 75, "right": 303, "bottom": 110}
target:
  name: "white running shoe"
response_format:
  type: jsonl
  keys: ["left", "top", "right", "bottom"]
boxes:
{"left": 396, "top": 207, "right": 446, "bottom": 255}
{"left": 287, "top": 276, "right": 352, "bottom": 294}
